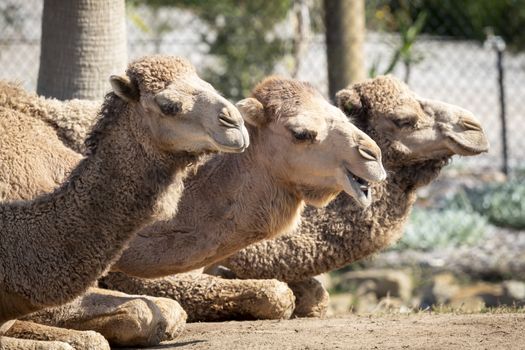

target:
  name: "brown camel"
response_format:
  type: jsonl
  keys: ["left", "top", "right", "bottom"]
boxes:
{"left": 1, "top": 76, "right": 385, "bottom": 345}
{"left": 102, "top": 75, "right": 489, "bottom": 321}
{"left": 0, "top": 55, "right": 248, "bottom": 349}
{"left": 216, "top": 75, "right": 489, "bottom": 316}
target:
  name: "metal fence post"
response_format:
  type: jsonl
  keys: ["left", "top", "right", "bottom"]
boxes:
{"left": 487, "top": 35, "right": 509, "bottom": 175}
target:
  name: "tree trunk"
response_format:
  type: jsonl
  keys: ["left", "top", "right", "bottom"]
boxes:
{"left": 37, "top": 0, "right": 127, "bottom": 100}
{"left": 324, "top": 0, "right": 366, "bottom": 100}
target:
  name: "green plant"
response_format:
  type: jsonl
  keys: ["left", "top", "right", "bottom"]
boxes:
{"left": 393, "top": 207, "right": 488, "bottom": 251}
{"left": 369, "top": 0, "right": 525, "bottom": 53}
{"left": 456, "top": 181, "right": 525, "bottom": 230}
{"left": 368, "top": 4, "right": 427, "bottom": 82}
{"left": 129, "top": 0, "right": 293, "bottom": 100}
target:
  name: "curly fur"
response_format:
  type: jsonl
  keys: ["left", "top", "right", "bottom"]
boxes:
{"left": 0, "top": 81, "right": 99, "bottom": 154}
{"left": 126, "top": 55, "right": 195, "bottom": 93}
{"left": 252, "top": 76, "right": 320, "bottom": 121}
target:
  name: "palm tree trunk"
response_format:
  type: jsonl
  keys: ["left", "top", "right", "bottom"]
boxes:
{"left": 324, "top": 0, "right": 366, "bottom": 100}
{"left": 37, "top": 0, "right": 127, "bottom": 100}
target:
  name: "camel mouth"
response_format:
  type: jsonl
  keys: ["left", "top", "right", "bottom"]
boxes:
{"left": 209, "top": 124, "right": 250, "bottom": 153}
{"left": 344, "top": 168, "right": 372, "bottom": 208}
{"left": 211, "top": 137, "right": 248, "bottom": 153}
{"left": 446, "top": 133, "right": 489, "bottom": 156}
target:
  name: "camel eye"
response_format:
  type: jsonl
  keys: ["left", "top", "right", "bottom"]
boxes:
{"left": 391, "top": 117, "right": 415, "bottom": 129}
{"left": 155, "top": 95, "right": 182, "bottom": 116}
{"left": 291, "top": 129, "right": 316, "bottom": 142}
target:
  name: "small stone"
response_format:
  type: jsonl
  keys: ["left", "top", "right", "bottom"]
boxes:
{"left": 502, "top": 280, "right": 525, "bottom": 304}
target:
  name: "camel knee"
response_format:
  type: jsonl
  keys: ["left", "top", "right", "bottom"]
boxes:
{"left": 95, "top": 298, "right": 168, "bottom": 347}
{"left": 144, "top": 296, "right": 187, "bottom": 341}
{"left": 245, "top": 280, "right": 296, "bottom": 320}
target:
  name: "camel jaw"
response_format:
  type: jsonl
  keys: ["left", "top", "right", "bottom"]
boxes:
{"left": 342, "top": 168, "right": 372, "bottom": 208}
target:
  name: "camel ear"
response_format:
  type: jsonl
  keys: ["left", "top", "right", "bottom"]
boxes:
{"left": 335, "top": 88, "right": 363, "bottom": 116}
{"left": 236, "top": 97, "right": 266, "bottom": 127}
{"left": 110, "top": 75, "right": 139, "bottom": 102}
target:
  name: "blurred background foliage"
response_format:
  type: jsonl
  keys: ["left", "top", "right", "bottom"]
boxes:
{"left": 127, "top": 0, "right": 525, "bottom": 99}
{"left": 395, "top": 207, "right": 488, "bottom": 251}
{"left": 129, "top": 0, "right": 293, "bottom": 99}
{"left": 369, "top": 0, "right": 525, "bottom": 52}
{"left": 451, "top": 180, "right": 525, "bottom": 230}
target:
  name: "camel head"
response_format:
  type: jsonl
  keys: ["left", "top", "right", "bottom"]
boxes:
{"left": 109, "top": 55, "right": 249, "bottom": 154}
{"left": 336, "top": 75, "right": 489, "bottom": 166}
{"left": 236, "top": 76, "right": 386, "bottom": 208}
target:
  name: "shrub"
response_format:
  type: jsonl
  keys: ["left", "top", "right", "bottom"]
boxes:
{"left": 460, "top": 180, "right": 525, "bottom": 230}
{"left": 393, "top": 207, "right": 488, "bottom": 251}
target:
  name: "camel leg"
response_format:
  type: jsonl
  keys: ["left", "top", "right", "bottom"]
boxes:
{"left": 288, "top": 278, "right": 330, "bottom": 318}
{"left": 24, "top": 287, "right": 186, "bottom": 347}
{"left": 99, "top": 272, "right": 296, "bottom": 322}
{"left": 4, "top": 320, "right": 109, "bottom": 350}
{"left": 205, "top": 267, "right": 330, "bottom": 318}
{"left": 0, "top": 336, "right": 73, "bottom": 350}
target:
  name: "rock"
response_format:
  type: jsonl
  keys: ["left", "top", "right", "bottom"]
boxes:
{"left": 449, "top": 282, "right": 504, "bottom": 308}
{"left": 421, "top": 272, "right": 460, "bottom": 307}
{"left": 365, "top": 230, "right": 525, "bottom": 281}
{"left": 502, "top": 280, "right": 525, "bottom": 303}
{"left": 425, "top": 278, "right": 525, "bottom": 309}
{"left": 335, "top": 269, "right": 413, "bottom": 302}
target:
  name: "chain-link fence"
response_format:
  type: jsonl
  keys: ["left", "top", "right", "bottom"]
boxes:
{"left": 1, "top": 0, "right": 524, "bottom": 173}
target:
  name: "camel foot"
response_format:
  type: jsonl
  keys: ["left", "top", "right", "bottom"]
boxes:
{"left": 289, "top": 278, "right": 330, "bottom": 318}
{"left": 25, "top": 287, "right": 186, "bottom": 347}
{"left": 0, "top": 336, "right": 74, "bottom": 350}
{"left": 101, "top": 272, "right": 295, "bottom": 322}
{"left": 4, "top": 321, "right": 109, "bottom": 350}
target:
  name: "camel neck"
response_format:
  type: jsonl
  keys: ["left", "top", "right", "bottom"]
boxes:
{"left": 199, "top": 138, "right": 304, "bottom": 241}
{"left": 304, "top": 156, "right": 451, "bottom": 252}
{"left": 0, "top": 102, "right": 195, "bottom": 319}
{"left": 115, "top": 131, "right": 304, "bottom": 277}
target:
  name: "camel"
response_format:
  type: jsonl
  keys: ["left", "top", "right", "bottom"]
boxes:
{"left": 214, "top": 75, "right": 490, "bottom": 317}
{"left": 101, "top": 75, "right": 489, "bottom": 321}
{"left": 1, "top": 76, "right": 386, "bottom": 345}
{"left": 0, "top": 54, "right": 249, "bottom": 349}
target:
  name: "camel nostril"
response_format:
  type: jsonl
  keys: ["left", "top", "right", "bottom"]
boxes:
{"left": 460, "top": 117, "right": 483, "bottom": 132}
{"left": 218, "top": 111, "right": 239, "bottom": 128}
{"left": 358, "top": 146, "right": 378, "bottom": 161}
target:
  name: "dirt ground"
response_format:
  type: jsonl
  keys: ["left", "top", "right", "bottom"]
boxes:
{"left": 126, "top": 313, "right": 525, "bottom": 350}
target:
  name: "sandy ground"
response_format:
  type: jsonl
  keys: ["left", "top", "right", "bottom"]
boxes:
{"left": 124, "top": 313, "right": 525, "bottom": 350}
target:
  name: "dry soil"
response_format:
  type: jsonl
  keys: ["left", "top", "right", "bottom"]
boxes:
{"left": 126, "top": 312, "right": 525, "bottom": 350}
